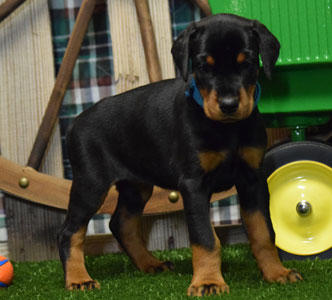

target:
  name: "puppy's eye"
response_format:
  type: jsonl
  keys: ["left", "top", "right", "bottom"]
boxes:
{"left": 242, "top": 58, "right": 257, "bottom": 67}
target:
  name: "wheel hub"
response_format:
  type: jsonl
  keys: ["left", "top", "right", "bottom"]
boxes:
{"left": 268, "top": 160, "right": 332, "bottom": 256}
{"left": 296, "top": 200, "right": 312, "bottom": 216}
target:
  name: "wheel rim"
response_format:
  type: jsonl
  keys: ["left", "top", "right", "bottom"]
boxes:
{"left": 268, "top": 160, "right": 332, "bottom": 255}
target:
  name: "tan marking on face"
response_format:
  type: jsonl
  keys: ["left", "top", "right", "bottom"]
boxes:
{"left": 236, "top": 85, "right": 255, "bottom": 119}
{"left": 237, "top": 52, "right": 246, "bottom": 64}
{"left": 239, "top": 146, "right": 265, "bottom": 169}
{"left": 200, "top": 89, "right": 223, "bottom": 121}
{"left": 198, "top": 151, "right": 228, "bottom": 173}
{"left": 188, "top": 226, "right": 229, "bottom": 296}
{"left": 65, "top": 226, "right": 100, "bottom": 290}
{"left": 206, "top": 55, "right": 215, "bottom": 65}
{"left": 247, "top": 84, "right": 256, "bottom": 98}
{"left": 200, "top": 84, "right": 256, "bottom": 122}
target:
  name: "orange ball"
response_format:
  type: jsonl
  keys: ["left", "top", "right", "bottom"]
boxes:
{"left": 0, "top": 256, "right": 14, "bottom": 287}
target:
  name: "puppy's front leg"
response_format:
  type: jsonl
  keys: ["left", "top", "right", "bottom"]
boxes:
{"left": 235, "top": 154, "right": 303, "bottom": 284}
{"left": 180, "top": 179, "right": 229, "bottom": 297}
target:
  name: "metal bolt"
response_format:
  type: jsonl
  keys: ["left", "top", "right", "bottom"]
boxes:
{"left": 296, "top": 200, "right": 311, "bottom": 216}
{"left": 18, "top": 177, "right": 29, "bottom": 188}
{"left": 168, "top": 191, "right": 179, "bottom": 203}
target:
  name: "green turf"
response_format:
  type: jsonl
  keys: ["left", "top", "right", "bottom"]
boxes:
{"left": 1, "top": 244, "right": 331, "bottom": 299}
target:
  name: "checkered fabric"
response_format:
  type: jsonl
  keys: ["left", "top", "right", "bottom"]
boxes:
{"left": 0, "top": 0, "right": 241, "bottom": 243}
{"left": 49, "top": 0, "right": 116, "bottom": 179}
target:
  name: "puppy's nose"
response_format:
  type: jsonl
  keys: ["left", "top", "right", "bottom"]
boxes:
{"left": 219, "top": 97, "right": 239, "bottom": 114}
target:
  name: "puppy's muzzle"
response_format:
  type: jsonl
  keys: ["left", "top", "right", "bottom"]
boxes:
{"left": 219, "top": 97, "right": 239, "bottom": 114}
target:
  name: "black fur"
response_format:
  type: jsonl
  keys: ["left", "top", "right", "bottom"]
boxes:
{"left": 58, "top": 13, "right": 283, "bottom": 293}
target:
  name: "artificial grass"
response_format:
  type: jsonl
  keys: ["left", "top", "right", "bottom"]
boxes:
{"left": 1, "top": 244, "right": 331, "bottom": 300}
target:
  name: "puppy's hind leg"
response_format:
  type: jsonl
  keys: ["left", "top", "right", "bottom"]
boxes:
{"left": 58, "top": 177, "right": 110, "bottom": 290}
{"left": 110, "top": 181, "right": 174, "bottom": 273}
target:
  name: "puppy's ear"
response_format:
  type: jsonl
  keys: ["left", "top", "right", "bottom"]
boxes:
{"left": 252, "top": 20, "right": 280, "bottom": 79}
{"left": 171, "top": 22, "right": 196, "bottom": 81}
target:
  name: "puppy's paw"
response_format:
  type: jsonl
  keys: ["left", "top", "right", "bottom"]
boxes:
{"left": 264, "top": 267, "right": 303, "bottom": 284}
{"left": 66, "top": 280, "right": 101, "bottom": 291}
{"left": 187, "top": 281, "right": 229, "bottom": 297}
{"left": 287, "top": 269, "right": 303, "bottom": 283}
{"left": 144, "top": 260, "right": 174, "bottom": 273}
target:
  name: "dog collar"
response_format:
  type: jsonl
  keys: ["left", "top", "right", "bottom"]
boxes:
{"left": 185, "top": 78, "right": 261, "bottom": 109}
{"left": 185, "top": 77, "right": 204, "bottom": 107}
{"left": 254, "top": 81, "right": 261, "bottom": 108}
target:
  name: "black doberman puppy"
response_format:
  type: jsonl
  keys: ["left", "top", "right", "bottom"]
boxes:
{"left": 58, "top": 14, "right": 302, "bottom": 296}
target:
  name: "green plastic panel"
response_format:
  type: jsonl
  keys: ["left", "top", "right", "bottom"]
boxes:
{"left": 258, "top": 65, "right": 332, "bottom": 113}
{"left": 209, "top": 0, "right": 332, "bottom": 66}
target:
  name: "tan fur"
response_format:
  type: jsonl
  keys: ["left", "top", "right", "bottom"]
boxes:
{"left": 198, "top": 151, "right": 228, "bottom": 173}
{"left": 206, "top": 55, "right": 215, "bottom": 65}
{"left": 118, "top": 209, "right": 168, "bottom": 273}
{"left": 200, "top": 84, "right": 256, "bottom": 122}
{"left": 237, "top": 52, "right": 246, "bottom": 63}
{"left": 239, "top": 146, "right": 265, "bottom": 169}
{"left": 201, "top": 89, "right": 221, "bottom": 121}
{"left": 188, "top": 226, "right": 229, "bottom": 296}
{"left": 65, "top": 226, "right": 100, "bottom": 290}
{"left": 241, "top": 210, "right": 302, "bottom": 283}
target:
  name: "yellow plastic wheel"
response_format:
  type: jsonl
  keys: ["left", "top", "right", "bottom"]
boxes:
{"left": 268, "top": 160, "right": 332, "bottom": 256}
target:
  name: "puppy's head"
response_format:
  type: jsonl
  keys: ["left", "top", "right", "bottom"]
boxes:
{"left": 171, "top": 14, "right": 280, "bottom": 122}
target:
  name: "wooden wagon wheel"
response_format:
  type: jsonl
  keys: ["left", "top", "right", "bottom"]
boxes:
{"left": 0, "top": 156, "right": 236, "bottom": 215}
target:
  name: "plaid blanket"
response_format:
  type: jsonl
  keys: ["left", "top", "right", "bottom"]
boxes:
{"left": 49, "top": 0, "right": 116, "bottom": 179}
{"left": 0, "top": 0, "right": 241, "bottom": 244}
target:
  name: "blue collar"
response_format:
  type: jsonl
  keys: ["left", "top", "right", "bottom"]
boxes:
{"left": 185, "top": 77, "right": 261, "bottom": 109}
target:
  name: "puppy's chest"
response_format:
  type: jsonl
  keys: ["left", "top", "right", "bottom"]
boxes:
{"left": 198, "top": 151, "right": 231, "bottom": 174}
{"left": 198, "top": 146, "right": 263, "bottom": 172}
{"left": 198, "top": 146, "right": 264, "bottom": 189}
